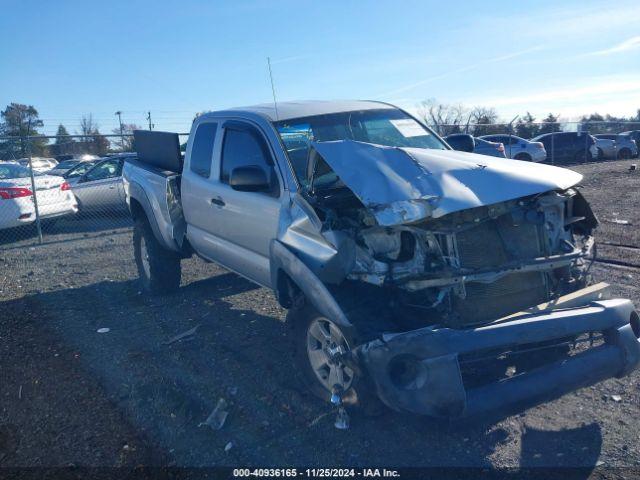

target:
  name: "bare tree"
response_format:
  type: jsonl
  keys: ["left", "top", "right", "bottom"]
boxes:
{"left": 112, "top": 123, "right": 142, "bottom": 152}
{"left": 77, "top": 114, "right": 109, "bottom": 155}
{"left": 79, "top": 114, "right": 97, "bottom": 137}
{"left": 418, "top": 99, "right": 467, "bottom": 136}
{"left": 467, "top": 106, "right": 503, "bottom": 136}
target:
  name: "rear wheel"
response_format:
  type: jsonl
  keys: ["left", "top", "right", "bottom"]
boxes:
{"left": 514, "top": 152, "right": 532, "bottom": 162}
{"left": 133, "top": 218, "right": 181, "bottom": 294}
{"left": 618, "top": 148, "right": 632, "bottom": 159}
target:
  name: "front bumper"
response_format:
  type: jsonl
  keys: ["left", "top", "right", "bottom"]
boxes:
{"left": 357, "top": 298, "right": 640, "bottom": 418}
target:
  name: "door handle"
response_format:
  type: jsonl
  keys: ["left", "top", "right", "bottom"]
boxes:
{"left": 210, "top": 197, "right": 225, "bottom": 207}
{"left": 109, "top": 186, "right": 116, "bottom": 189}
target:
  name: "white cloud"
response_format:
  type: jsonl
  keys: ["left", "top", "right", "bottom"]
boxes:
{"left": 587, "top": 36, "right": 640, "bottom": 56}
{"left": 376, "top": 46, "right": 543, "bottom": 98}
{"left": 482, "top": 2, "right": 640, "bottom": 42}
{"left": 389, "top": 74, "right": 640, "bottom": 121}
{"left": 457, "top": 75, "right": 640, "bottom": 119}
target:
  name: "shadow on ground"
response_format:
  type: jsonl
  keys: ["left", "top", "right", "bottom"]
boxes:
{"left": 0, "top": 271, "right": 605, "bottom": 469}
{"left": 0, "top": 215, "right": 132, "bottom": 249}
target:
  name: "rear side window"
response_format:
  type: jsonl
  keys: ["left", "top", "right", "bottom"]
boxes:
{"left": 190, "top": 122, "right": 218, "bottom": 178}
{"left": 220, "top": 128, "right": 276, "bottom": 189}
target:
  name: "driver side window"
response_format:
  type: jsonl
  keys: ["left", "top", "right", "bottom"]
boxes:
{"left": 220, "top": 126, "right": 279, "bottom": 196}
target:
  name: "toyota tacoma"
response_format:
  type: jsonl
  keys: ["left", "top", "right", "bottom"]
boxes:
{"left": 122, "top": 100, "right": 640, "bottom": 419}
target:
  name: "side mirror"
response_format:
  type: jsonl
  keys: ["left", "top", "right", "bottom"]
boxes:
{"left": 229, "top": 166, "right": 270, "bottom": 192}
{"left": 446, "top": 134, "right": 475, "bottom": 153}
{"left": 449, "top": 133, "right": 476, "bottom": 153}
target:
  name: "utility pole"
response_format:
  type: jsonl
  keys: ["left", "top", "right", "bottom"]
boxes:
{"left": 115, "top": 110, "right": 124, "bottom": 150}
{"left": 146, "top": 111, "right": 154, "bottom": 131}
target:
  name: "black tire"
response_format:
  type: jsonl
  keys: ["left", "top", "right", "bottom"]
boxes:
{"left": 514, "top": 153, "right": 532, "bottom": 162}
{"left": 133, "top": 218, "right": 181, "bottom": 294}
{"left": 288, "top": 303, "right": 372, "bottom": 408}
{"left": 618, "top": 148, "right": 631, "bottom": 160}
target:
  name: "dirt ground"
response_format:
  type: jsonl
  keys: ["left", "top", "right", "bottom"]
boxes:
{"left": 1, "top": 160, "right": 639, "bottom": 474}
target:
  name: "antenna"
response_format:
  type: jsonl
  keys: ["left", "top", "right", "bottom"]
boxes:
{"left": 267, "top": 57, "right": 279, "bottom": 121}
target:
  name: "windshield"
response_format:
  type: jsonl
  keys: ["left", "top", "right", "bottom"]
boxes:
{"left": 55, "top": 160, "right": 79, "bottom": 169}
{"left": 0, "top": 163, "right": 35, "bottom": 179}
{"left": 275, "top": 108, "right": 447, "bottom": 184}
{"left": 64, "top": 161, "right": 98, "bottom": 178}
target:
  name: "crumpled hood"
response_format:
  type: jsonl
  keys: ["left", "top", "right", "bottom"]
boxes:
{"left": 310, "top": 140, "right": 582, "bottom": 226}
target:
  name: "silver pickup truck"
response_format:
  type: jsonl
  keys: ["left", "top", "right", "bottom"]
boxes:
{"left": 123, "top": 100, "right": 640, "bottom": 419}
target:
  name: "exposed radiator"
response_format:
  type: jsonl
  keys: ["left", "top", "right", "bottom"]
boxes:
{"left": 451, "top": 216, "right": 549, "bottom": 326}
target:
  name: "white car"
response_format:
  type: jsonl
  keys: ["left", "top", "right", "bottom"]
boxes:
{"left": 17, "top": 157, "right": 58, "bottom": 173}
{"left": 594, "top": 134, "right": 638, "bottom": 159}
{"left": 479, "top": 134, "right": 547, "bottom": 162}
{"left": 591, "top": 137, "right": 616, "bottom": 160}
{"left": 0, "top": 163, "right": 78, "bottom": 230}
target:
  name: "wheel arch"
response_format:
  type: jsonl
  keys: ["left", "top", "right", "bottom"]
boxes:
{"left": 270, "top": 239, "right": 352, "bottom": 328}
{"left": 514, "top": 152, "right": 532, "bottom": 161}
{"left": 618, "top": 147, "right": 632, "bottom": 158}
{"left": 127, "top": 182, "right": 169, "bottom": 251}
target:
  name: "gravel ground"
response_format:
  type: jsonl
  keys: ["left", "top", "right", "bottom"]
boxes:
{"left": 0, "top": 160, "right": 639, "bottom": 473}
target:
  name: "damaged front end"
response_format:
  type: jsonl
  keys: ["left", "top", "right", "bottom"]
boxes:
{"left": 272, "top": 140, "right": 640, "bottom": 418}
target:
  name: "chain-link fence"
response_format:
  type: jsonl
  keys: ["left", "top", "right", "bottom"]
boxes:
{"left": 430, "top": 120, "right": 640, "bottom": 164}
{"left": 0, "top": 133, "right": 188, "bottom": 250}
{"left": 0, "top": 122, "right": 638, "bottom": 250}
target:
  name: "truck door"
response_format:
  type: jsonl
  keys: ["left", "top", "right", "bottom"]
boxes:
{"left": 181, "top": 120, "right": 221, "bottom": 261}
{"left": 183, "top": 119, "right": 281, "bottom": 288}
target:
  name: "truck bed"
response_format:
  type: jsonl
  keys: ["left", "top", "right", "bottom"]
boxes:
{"left": 122, "top": 157, "right": 186, "bottom": 253}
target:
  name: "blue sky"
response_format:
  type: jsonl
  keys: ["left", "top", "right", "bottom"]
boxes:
{"left": 1, "top": 0, "right": 639, "bottom": 135}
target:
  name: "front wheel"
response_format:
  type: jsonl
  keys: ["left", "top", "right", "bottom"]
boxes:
{"left": 289, "top": 304, "right": 365, "bottom": 405}
{"left": 133, "top": 218, "right": 181, "bottom": 294}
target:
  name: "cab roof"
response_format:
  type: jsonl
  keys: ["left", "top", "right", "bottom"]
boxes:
{"left": 210, "top": 100, "right": 396, "bottom": 122}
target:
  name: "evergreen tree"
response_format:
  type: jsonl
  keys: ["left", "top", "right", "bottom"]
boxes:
{"left": 538, "top": 113, "right": 561, "bottom": 135}
{"left": 0, "top": 103, "right": 48, "bottom": 158}
{"left": 54, "top": 124, "right": 72, "bottom": 144}
{"left": 515, "top": 112, "right": 539, "bottom": 139}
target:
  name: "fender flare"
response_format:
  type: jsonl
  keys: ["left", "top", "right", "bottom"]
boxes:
{"left": 270, "top": 239, "right": 351, "bottom": 328}
{"left": 127, "top": 180, "right": 169, "bottom": 250}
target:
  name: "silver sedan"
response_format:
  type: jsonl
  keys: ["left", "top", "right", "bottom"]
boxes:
{"left": 594, "top": 134, "right": 638, "bottom": 159}
{"left": 479, "top": 134, "right": 547, "bottom": 162}
{"left": 71, "top": 157, "right": 132, "bottom": 214}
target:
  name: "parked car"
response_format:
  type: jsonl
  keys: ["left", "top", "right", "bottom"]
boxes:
{"left": 71, "top": 155, "right": 133, "bottom": 213}
{"left": 619, "top": 130, "right": 640, "bottom": 154}
{"left": 48, "top": 159, "right": 83, "bottom": 176}
{"left": 122, "top": 100, "right": 640, "bottom": 421}
{"left": 0, "top": 162, "right": 77, "bottom": 230}
{"left": 530, "top": 132, "right": 598, "bottom": 164}
{"left": 48, "top": 154, "right": 101, "bottom": 177}
{"left": 594, "top": 134, "right": 638, "bottom": 159}
{"left": 444, "top": 134, "right": 506, "bottom": 158}
{"left": 593, "top": 136, "right": 616, "bottom": 160}
{"left": 17, "top": 157, "right": 58, "bottom": 173}
{"left": 479, "top": 134, "right": 547, "bottom": 162}
{"left": 62, "top": 160, "right": 100, "bottom": 182}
